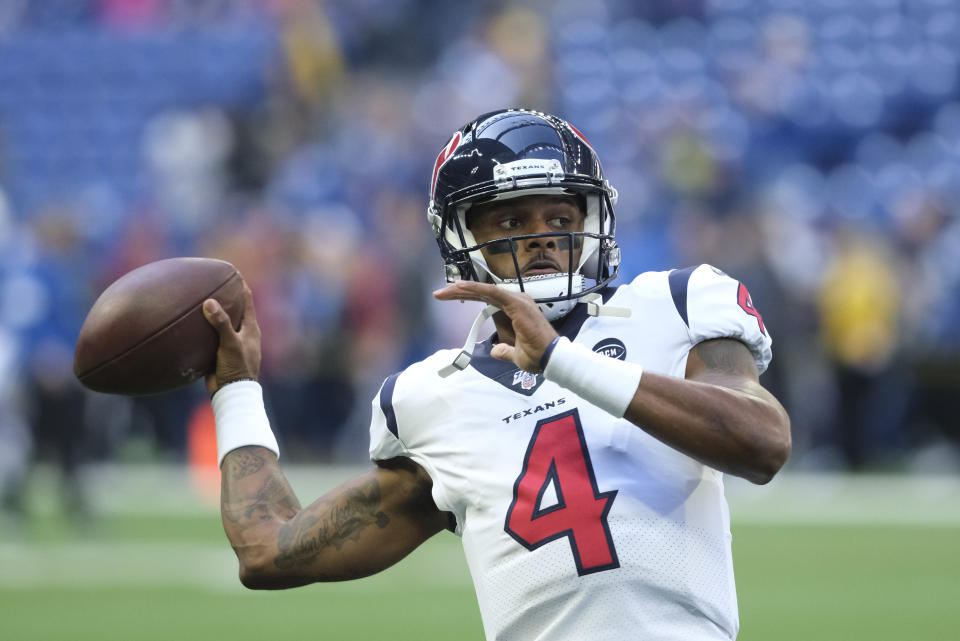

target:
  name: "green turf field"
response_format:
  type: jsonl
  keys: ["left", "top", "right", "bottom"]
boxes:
{"left": 2, "top": 468, "right": 958, "bottom": 641}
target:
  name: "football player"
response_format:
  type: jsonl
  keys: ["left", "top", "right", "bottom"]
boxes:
{"left": 203, "top": 109, "right": 791, "bottom": 640}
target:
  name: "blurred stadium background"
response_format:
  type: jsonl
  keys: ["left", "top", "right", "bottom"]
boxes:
{"left": 1, "top": 0, "right": 959, "bottom": 639}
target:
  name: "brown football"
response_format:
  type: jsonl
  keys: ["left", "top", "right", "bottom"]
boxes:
{"left": 74, "top": 257, "right": 245, "bottom": 395}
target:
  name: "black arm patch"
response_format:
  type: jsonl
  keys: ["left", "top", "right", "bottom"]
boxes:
{"left": 379, "top": 373, "right": 401, "bottom": 438}
{"left": 668, "top": 265, "right": 699, "bottom": 328}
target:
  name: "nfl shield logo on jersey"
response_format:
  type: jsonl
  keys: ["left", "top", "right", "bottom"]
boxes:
{"left": 512, "top": 370, "right": 538, "bottom": 390}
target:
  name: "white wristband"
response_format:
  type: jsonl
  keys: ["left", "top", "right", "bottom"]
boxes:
{"left": 211, "top": 380, "right": 279, "bottom": 468}
{"left": 543, "top": 337, "right": 643, "bottom": 418}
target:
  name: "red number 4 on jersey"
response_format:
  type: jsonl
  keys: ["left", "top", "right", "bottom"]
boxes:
{"left": 737, "top": 283, "right": 766, "bottom": 335}
{"left": 505, "top": 410, "right": 620, "bottom": 576}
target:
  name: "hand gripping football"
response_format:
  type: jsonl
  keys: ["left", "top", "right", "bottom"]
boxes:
{"left": 74, "top": 257, "right": 245, "bottom": 395}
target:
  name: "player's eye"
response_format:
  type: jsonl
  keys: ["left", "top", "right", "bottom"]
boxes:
{"left": 499, "top": 218, "right": 521, "bottom": 230}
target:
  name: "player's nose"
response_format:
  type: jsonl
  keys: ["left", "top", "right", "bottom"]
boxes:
{"left": 523, "top": 218, "right": 557, "bottom": 249}
{"left": 525, "top": 235, "right": 557, "bottom": 250}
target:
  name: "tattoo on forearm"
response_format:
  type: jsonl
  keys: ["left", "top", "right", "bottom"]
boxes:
{"left": 274, "top": 479, "right": 390, "bottom": 570}
{"left": 222, "top": 471, "right": 300, "bottom": 524}
{"left": 227, "top": 450, "right": 265, "bottom": 480}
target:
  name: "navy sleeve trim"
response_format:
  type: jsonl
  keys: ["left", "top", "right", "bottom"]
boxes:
{"left": 379, "top": 373, "right": 401, "bottom": 439}
{"left": 668, "top": 265, "right": 698, "bottom": 328}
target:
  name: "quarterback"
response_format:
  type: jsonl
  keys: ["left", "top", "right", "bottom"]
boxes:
{"left": 203, "top": 109, "right": 791, "bottom": 640}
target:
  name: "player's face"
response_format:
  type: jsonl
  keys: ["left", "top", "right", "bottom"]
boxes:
{"left": 466, "top": 195, "right": 586, "bottom": 280}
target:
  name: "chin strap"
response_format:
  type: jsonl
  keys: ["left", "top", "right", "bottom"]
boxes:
{"left": 438, "top": 304, "right": 498, "bottom": 378}
{"left": 438, "top": 294, "right": 631, "bottom": 378}
{"left": 582, "top": 292, "right": 631, "bottom": 318}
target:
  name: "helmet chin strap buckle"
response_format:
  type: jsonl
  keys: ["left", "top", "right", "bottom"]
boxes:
{"left": 583, "top": 293, "right": 631, "bottom": 318}
{"left": 439, "top": 304, "right": 498, "bottom": 377}
{"left": 444, "top": 263, "right": 463, "bottom": 283}
{"left": 438, "top": 350, "right": 474, "bottom": 377}
{"left": 437, "top": 290, "right": 630, "bottom": 378}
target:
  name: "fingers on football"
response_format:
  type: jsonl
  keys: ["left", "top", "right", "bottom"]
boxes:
{"left": 238, "top": 284, "right": 260, "bottom": 336}
{"left": 202, "top": 298, "right": 234, "bottom": 335}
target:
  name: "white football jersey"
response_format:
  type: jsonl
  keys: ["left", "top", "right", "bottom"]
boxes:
{"left": 369, "top": 265, "right": 772, "bottom": 641}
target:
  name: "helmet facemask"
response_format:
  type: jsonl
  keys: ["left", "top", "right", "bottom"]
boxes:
{"left": 435, "top": 182, "right": 620, "bottom": 321}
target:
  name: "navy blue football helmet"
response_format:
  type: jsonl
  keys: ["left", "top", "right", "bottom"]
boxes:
{"left": 428, "top": 109, "right": 621, "bottom": 321}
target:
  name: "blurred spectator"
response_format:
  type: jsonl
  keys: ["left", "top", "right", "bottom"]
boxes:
{"left": 25, "top": 338, "right": 90, "bottom": 519}
{"left": 143, "top": 108, "right": 235, "bottom": 236}
{"left": 817, "top": 227, "right": 905, "bottom": 467}
{"left": 895, "top": 195, "right": 960, "bottom": 463}
{"left": 274, "top": 0, "right": 344, "bottom": 114}
{"left": 0, "top": 190, "right": 31, "bottom": 522}
{"left": 13, "top": 209, "right": 97, "bottom": 521}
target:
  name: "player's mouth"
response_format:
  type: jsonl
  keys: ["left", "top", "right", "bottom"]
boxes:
{"left": 521, "top": 258, "right": 564, "bottom": 276}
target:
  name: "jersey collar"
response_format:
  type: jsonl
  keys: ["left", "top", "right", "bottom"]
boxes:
{"left": 469, "top": 286, "right": 619, "bottom": 396}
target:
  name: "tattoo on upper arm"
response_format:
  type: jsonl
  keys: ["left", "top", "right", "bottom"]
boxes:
{"left": 692, "top": 339, "right": 757, "bottom": 378}
{"left": 274, "top": 478, "right": 390, "bottom": 570}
